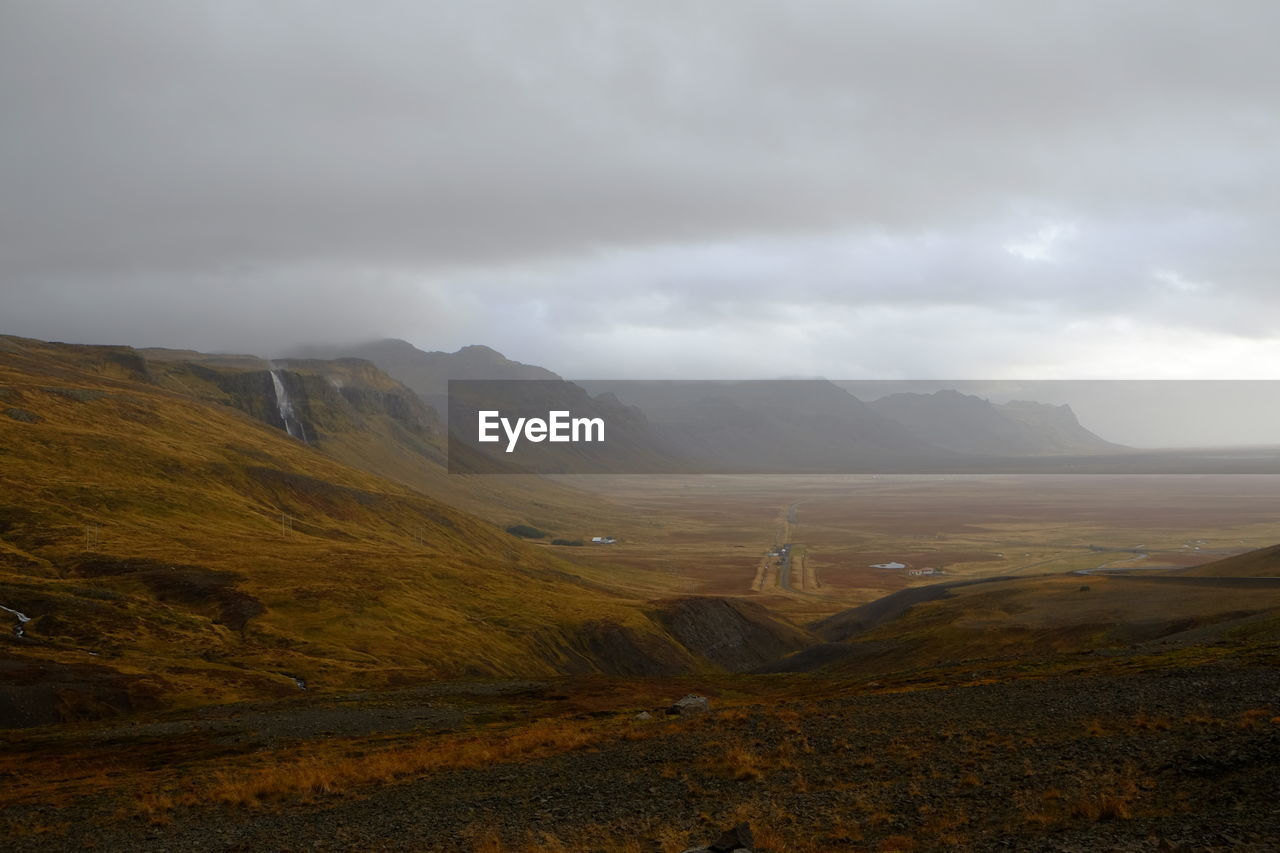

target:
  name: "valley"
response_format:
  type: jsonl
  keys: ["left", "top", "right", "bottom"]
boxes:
{"left": 551, "top": 474, "right": 1280, "bottom": 624}
{"left": 2, "top": 335, "right": 1279, "bottom": 851}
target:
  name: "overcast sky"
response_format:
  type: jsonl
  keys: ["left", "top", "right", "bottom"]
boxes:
{"left": 3, "top": 1, "right": 1280, "bottom": 385}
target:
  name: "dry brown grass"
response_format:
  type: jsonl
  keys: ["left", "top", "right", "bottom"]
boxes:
{"left": 722, "top": 744, "right": 766, "bottom": 781}
{"left": 1182, "top": 709, "right": 1218, "bottom": 725}
{"left": 1014, "top": 788, "right": 1065, "bottom": 829}
{"left": 1131, "top": 711, "right": 1172, "bottom": 731}
{"left": 1238, "top": 708, "right": 1275, "bottom": 729}
{"left": 467, "top": 828, "right": 656, "bottom": 853}
{"left": 1, "top": 815, "right": 72, "bottom": 839}
{"left": 1069, "top": 793, "right": 1133, "bottom": 822}
{"left": 1065, "top": 765, "right": 1145, "bottom": 823}
{"left": 128, "top": 790, "right": 177, "bottom": 826}
{"left": 131, "top": 715, "right": 628, "bottom": 811}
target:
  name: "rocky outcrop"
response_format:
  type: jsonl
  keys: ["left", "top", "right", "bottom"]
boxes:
{"left": 651, "top": 597, "right": 816, "bottom": 672}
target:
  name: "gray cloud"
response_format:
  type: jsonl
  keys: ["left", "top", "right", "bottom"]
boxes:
{"left": 2, "top": 1, "right": 1280, "bottom": 381}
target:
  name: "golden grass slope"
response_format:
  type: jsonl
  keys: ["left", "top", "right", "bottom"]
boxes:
{"left": 794, "top": 552, "right": 1280, "bottom": 679}
{"left": 1181, "top": 542, "right": 1280, "bottom": 577}
{"left": 141, "top": 347, "right": 636, "bottom": 541}
{"left": 0, "top": 336, "right": 715, "bottom": 716}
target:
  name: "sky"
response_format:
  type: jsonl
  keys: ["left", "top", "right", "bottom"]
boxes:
{"left": 3, "top": 1, "right": 1280, "bottom": 387}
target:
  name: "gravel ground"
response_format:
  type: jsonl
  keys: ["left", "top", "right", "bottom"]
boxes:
{"left": 5, "top": 666, "right": 1279, "bottom": 852}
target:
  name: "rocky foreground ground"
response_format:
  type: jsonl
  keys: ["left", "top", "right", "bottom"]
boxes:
{"left": 4, "top": 663, "right": 1279, "bottom": 852}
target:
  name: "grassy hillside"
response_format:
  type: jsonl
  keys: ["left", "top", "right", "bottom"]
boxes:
{"left": 774, "top": 547, "right": 1280, "bottom": 678}
{"left": 0, "top": 336, "right": 805, "bottom": 723}
{"left": 1182, "top": 542, "right": 1280, "bottom": 577}
{"left": 142, "top": 347, "right": 636, "bottom": 540}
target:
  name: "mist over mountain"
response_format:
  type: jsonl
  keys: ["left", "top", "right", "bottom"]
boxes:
{"left": 291, "top": 339, "right": 561, "bottom": 416}
{"left": 292, "top": 343, "right": 1104, "bottom": 472}
{"left": 867, "top": 389, "right": 1121, "bottom": 456}
{"left": 284, "top": 340, "right": 1280, "bottom": 473}
{"left": 576, "top": 379, "right": 949, "bottom": 473}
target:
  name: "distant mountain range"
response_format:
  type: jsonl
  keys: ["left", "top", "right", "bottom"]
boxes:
{"left": 574, "top": 379, "right": 949, "bottom": 473}
{"left": 286, "top": 339, "right": 1128, "bottom": 473}
{"left": 865, "top": 388, "right": 1122, "bottom": 456}
{"left": 280, "top": 338, "right": 1280, "bottom": 474}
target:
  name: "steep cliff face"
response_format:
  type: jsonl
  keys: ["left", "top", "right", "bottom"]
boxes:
{"left": 270, "top": 358, "right": 440, "bottom": 445}
{"left": 142, "top": 352, "right": 440, "bottom": 447}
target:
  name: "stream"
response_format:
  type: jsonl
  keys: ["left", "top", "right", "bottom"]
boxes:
{"left": 1, "top": 604, "right": 31, "bottom": 638}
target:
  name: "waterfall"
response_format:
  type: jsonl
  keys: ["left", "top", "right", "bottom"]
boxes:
{"left": 268, "top": 367, "right": 306, "bottom": 442}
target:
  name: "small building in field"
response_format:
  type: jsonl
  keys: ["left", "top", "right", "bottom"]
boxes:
{"left": 591, "top": 536, "right": 617, "bottom": 544}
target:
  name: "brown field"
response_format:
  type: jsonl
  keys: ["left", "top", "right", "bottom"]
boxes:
{"left": 552, "top": 474, "right": 1280, "bottom": 621}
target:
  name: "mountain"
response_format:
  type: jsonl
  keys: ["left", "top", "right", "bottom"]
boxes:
{"left": 995, "top": 398, "right": 1124, "bottom": 453}
{"left": 867, "top": 389, "right": 1121, "bottom": 456}
{"left": 576, "top": 379, "right": 949, "bottom": 473}
{"left": 0, "top": 335, "right": 815, "bottom": 725}
{"left": 292, "top": 339, "right": 560, "bottom": 416}
{"left": 143, "top": 348, "right": 442, "bottom": 455}
{"left": 295, "top": 339, "right": 690, "bottom": 474}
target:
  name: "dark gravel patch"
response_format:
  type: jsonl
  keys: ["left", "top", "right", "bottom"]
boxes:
{"left": 5, "top": 666, "right": 1279, "bottom": 851}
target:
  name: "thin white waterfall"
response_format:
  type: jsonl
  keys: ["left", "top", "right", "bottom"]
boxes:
{"left": 268, "top": 368, "right": 306, "bottom": 442}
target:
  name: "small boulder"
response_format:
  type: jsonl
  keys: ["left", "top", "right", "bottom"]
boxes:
{"left": 666, "top": 694, "right": 710, "bottom": 716}
{"left": 634, "top": 711, "right": 653, "bottom": 721}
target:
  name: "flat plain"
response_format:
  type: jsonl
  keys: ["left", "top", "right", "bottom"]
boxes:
{"left": 552, "top": 473, "right": 1280, "bottom": 621}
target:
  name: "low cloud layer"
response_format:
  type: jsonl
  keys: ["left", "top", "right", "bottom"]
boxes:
{"left": 3, "top": 1, "right": 1279, "bottom": 381}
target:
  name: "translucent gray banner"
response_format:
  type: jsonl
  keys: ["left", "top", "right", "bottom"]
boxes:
{"left": 447, "top": 379, "right": 1280, "bottom": 474}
